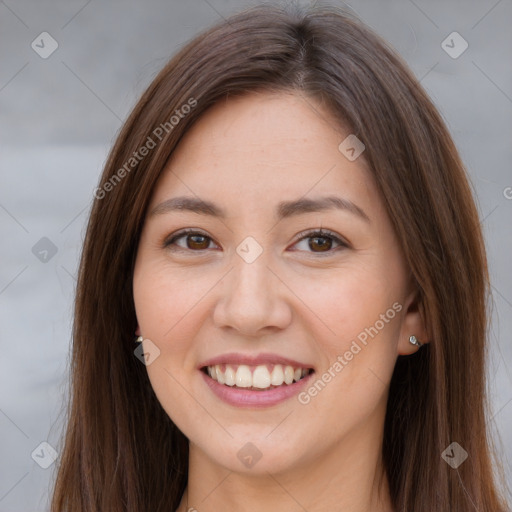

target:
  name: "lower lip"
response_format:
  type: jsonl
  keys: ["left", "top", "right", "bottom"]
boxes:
{"left": 200, "top": 370, "right": 315, "bottom": 408}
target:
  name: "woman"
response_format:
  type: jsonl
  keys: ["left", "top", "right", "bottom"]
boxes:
{"left": 50, "top": 3, "right": 510, "bottom": 511}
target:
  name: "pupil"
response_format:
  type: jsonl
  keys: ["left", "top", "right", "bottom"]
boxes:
{"left": 310, "top": 236, "right": 330, "bottom": 252}
{"left": 189, "top": 235, "right": 207, "bottom": 249}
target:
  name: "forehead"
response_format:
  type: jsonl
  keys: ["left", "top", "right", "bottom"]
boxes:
{"left": 151, "top": 91, "right": 375, "bottom": 209}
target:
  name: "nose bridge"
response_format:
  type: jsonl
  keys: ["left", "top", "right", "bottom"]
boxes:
{"left": 213, "top": 241, "right": 291, "bottom": 333}
{"left": 230, "top": 246, "right": 273, "bottom": 303}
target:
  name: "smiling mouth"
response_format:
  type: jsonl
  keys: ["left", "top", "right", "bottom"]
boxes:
{"left": 201, "top": 363, "right": 314, "bottom": 391}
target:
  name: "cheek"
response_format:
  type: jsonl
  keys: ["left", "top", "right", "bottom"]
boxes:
{"left": 133, "top": 260, "right": 210, "bottom": 345}
{"left": 293, "top": 263, "right": 403, "bottom": 416}
{"left": 133, "top": 264, "right": 211, "bottom": 427}
{"left": 295, "top": 273, "right": 400, "bottom": 430}
{"left": 296, "top": 263, "right": 401, "bottom": 349}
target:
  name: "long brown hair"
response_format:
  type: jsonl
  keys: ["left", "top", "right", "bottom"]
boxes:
{"left": 50, "top": 3, "right": 510, "bottom": 511}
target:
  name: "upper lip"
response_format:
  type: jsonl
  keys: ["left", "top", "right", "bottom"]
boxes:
{"left": 199, "top": 352, "right": 314, "bottom": 370}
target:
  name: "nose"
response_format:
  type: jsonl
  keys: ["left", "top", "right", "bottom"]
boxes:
{"left": 212, "top": 252, "right": 292, "bottom": 336}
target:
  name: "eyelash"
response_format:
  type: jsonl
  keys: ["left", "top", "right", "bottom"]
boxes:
{"left": 163, "top": 228, "right": 348, "bottom": 256}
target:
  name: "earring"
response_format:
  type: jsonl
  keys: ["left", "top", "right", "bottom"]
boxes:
{"left": 135, "top": 335, "right": 143, "bottom": 343}
{"left": 409, "top": 335, "right": 422, "bottom": 348}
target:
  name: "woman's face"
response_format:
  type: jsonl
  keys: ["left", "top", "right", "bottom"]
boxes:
{"left": 133, "top": 91, "right": 425, "bottom": 476}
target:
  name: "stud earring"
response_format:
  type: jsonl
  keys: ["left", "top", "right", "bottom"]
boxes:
{"left": 135, "top": 335, "right": 143, "bottom": 343}
{"left": 409, "top": 335, "right": 422, "bottom": 348}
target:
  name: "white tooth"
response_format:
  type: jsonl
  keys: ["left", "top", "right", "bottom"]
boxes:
{"left": 271, "top": 365, "right": 285, "bottom": 386}
{"left": 235, "top": 365, "right": 252, "bottom": 387}
{"left": 301, "top": 368, "right": 309, "bottom": 378}
{"left": 252, "top": 365, "right": 271, "bottom": 389}
{"left": 215, "top": 365, "right": 225, "bottom": 384}
{"left": 284, "top": 365, "right": 294, "bottom": 385}
{"left": 224, "top": 365, "right": 236, "bottom": 386}
{"left": 209, "top": 366, "right": 217, "bottom": 380}
{"left": 294, "top": 368, "right": 302, "bottom": 382}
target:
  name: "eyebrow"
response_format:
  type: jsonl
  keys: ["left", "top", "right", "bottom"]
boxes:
{"left": 150, "top": 195, "right": 370, "bottom": 223}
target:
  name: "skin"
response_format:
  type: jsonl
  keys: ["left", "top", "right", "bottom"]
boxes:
{"left": 132, "top": 90, "right": 429, "bottom": 512}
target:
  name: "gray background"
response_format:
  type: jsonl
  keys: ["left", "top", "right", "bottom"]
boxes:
{"left": 1, "top": 0, "right": 511, "bottom": 510}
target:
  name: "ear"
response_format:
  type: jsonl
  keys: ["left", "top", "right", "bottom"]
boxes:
{"left": 135, "top": 325, "right": 141, "bottom": 336}
{"left": 397, "top": 286, "right": 430, "bottom": 356}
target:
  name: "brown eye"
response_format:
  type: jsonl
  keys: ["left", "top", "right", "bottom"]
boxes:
{"left": 163, "top": 228, "right": 348, "bottom": 256}
{"left": 309, "top": 234, "right": 333, "bottom": 252}
{"left": 186, "top": 233, "right": 210, "bottom": 250}
{"left": 292, "top": 229, "right": 348, "bottom": 255}
{"left": 164, "top": 229, "right": 216, "bottom": 252}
